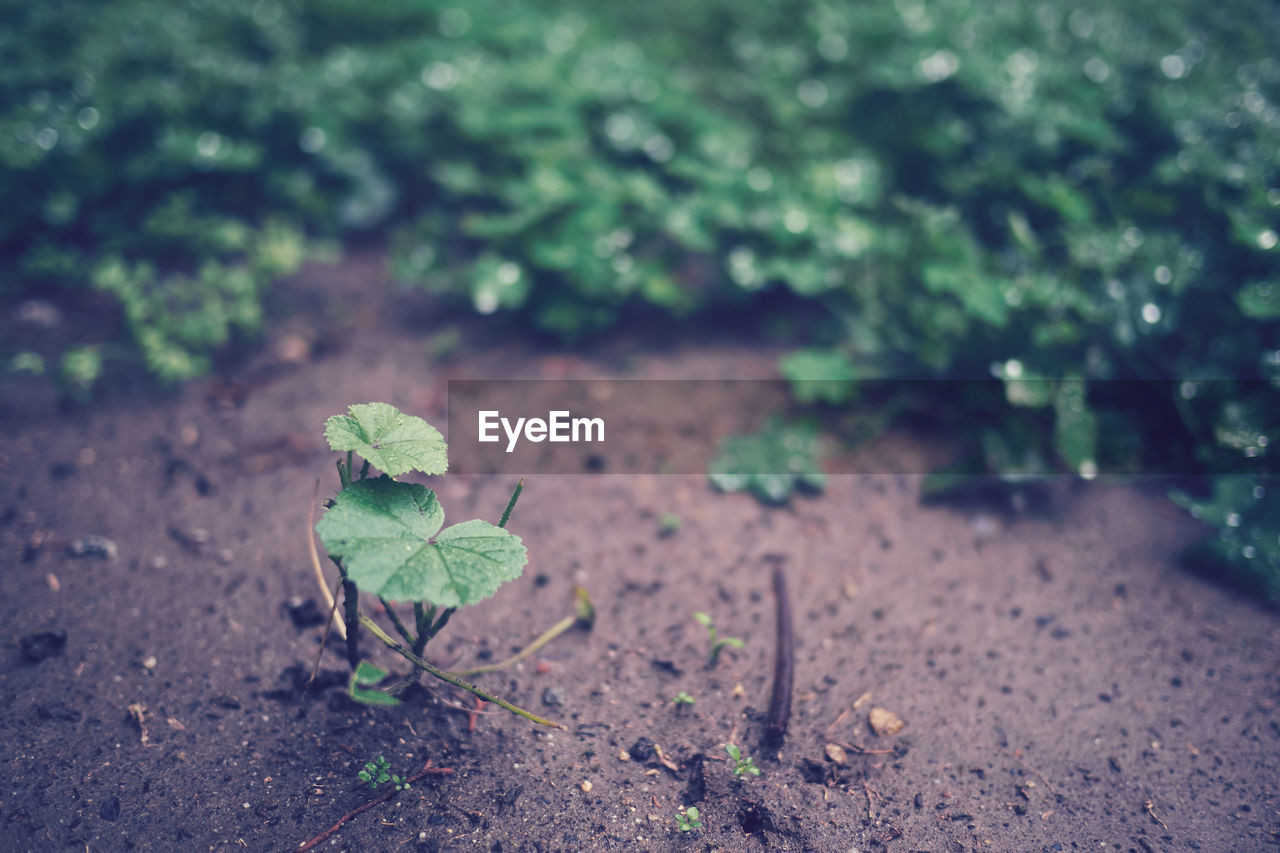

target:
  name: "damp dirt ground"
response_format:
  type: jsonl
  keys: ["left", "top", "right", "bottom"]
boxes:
{"left": 1, "top": 254, "right": 1277, "bottom": 852}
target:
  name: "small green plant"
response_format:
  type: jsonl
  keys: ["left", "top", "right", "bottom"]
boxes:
{"left": 672, "top": 690, "right": 696, "bottom": 707}
{"left": 725, "top": 743, "right": 761, "bottom": 779}
{"left": 658, "top": 513, "right": 682, "bottom": 537}
{"left": 313, "top": 402, "right": 560, "bottom": 727}
{"left": 693, "top": 611, "right": 744, "bottom": 667}
{"left": 708, "top": 418, "right": 826, "bottom": 504}
{"left": 357, "top": 755, "right": 409, "bottom": 792}
{"left": 675, "top": 806, "right": 702, "bottom": 832}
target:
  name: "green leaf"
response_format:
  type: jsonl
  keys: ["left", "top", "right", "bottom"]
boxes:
{"left": 348, "top": 660, "right": 401, "bottom": 707}
{"left": 1053, "top": 379, "right": 1098, "bottom": 477}
{"left": 1237, "top": 281, "right": 1280, "bottom": 320}
{"left": 708, "top": 419, "right": 826, "bottom": 504}
{"left": 779, "top": 349, "right": 858, "bottom": 405}
{"left": 324, "top": 403, "right": 447, "bottom": 477}
{"left": 316, "top": 477, "right": 527, "bottom": 606}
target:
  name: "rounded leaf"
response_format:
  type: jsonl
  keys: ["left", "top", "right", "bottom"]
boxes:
{"left": 316, "top": 477, "right": 526, "bottom": 606}
{"left": 324, "top": 402, "right": 447, "bottom": 477}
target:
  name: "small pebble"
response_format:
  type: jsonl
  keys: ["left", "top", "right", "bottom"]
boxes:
{"left": 68, "top": 536, "right": 117, "bottom": 561}
{"left": 541, "top": 686, "right": 566, "bottom": 707}
{"left": 580, "top": 780, "right": 593, "bottom": 793}
{"left": 869, "top": 707, "right": 905, "bottom": 736}
{"left": 629, "top": 737, "right": 655, "bottom": 762}
{"left": 142, "top": 656, "right": 157, "bottom": 671}
{"left": 217, "top": 548, "right": 234, "bottom": 565}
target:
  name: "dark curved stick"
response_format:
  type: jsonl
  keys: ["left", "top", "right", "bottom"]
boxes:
{"left": 765, "top": 566, "right": 794, "bottom": 748}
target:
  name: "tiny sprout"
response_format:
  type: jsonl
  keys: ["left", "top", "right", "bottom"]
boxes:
{"left": 357, "top": 754, "right": 410, "bottom": 792}
{"left": 676, "top": 805, "right": 703, "bottom": 831}
{"left": 693, "top": 611, "right": 745, "bottom": 666}
{"left": 672, "top": 690, "right": 696, "bottom": 706}
{"left": 658, "top": 513, "right": 682, "bottom": 537}
{"left": 725, "top": 743, "right": 761, "bottom": 778}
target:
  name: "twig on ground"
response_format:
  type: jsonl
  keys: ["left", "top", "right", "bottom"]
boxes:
{"left": 765, "top": 564, "right": 794, "bottom": 749}
{"left": 1145, "top": 798, "right": 1169, "bottom": 830}
{"left": 296, "top": 759, "right": 453, "bottom": 852}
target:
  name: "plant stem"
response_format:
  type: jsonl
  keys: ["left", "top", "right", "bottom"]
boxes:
{"left": 379, "top": 598, "right": 415, "bottom": 646}
{"left": 412, "top": 602, "right": 433, "bottom": 657}
{"left": 498, "top": 478, "right": 524, "bottom": 528}
{"left": 341, "top": 577, "right": 360, "bottom": 669}
{"left": 429, "top": 607, "right": 455, "bottom": 638}
{"left": 358, "top": 614, "right": 563, "bottom": 729}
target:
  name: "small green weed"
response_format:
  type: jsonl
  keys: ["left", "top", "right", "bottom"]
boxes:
{"left": 725, "top": 743, "right": 761, "bottom": 779}
{"left": 675, "top": 806, "right": 702, "bottom": 832}
{"left": 314, "top": 402, "right": 561, "bottom": 728}
{"left": 357, "top": 755, "right": 409, "bottom": 792}
{"left": 671, "top": 691, "right": 696, "bottom": 707}
{"left": 708, "top": 419, "right": 826, "bottom": 505}
{"left": 693, "top": 612, "right": 744, "bottom": 667}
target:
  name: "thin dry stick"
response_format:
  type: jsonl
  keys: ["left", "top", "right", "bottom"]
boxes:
{"left": 1017, "top": 758, "right": 1060, "bottom": 801}
{"left": 295, "top": 759, "right": 453, "bottom": 852}
{"left": 765, "top": 565, "right": 794, "bottom": 747}
{"left": 307, "top": 576, "right": 344, "bottom": 689}
{"left": 832, "top": 739, "right": 894, "bottom": 756}
{"left": 307, "top": 480, "right": 345, "bottom": 641}
{"left": 1145, "top": 799, "right": 1169, "bottom": 831}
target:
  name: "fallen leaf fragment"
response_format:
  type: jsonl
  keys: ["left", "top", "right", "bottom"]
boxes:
{"left": 127, "top": 703, "right": 149, "bottom": 745}
{"left": 869, "top": 707, "right": 904, "bottom": 736}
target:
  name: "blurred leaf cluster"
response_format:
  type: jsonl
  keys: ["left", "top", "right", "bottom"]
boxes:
{"left": 3, "top": 0, "right": 1278, "bottom": 594}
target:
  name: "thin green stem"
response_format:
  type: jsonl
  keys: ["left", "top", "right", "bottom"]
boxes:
{"left": 498, "top": 478, "right": 524, "bottom": 528}
{"left": 336, "top": 458, "right": 350, "bottom": 490}
{"left": 338, "top": 570, "right": 360, "bottom": 669}
{"left": 430, "top": 607, "right": 455, "bottom": 638}
{"left": 453, "top": 614, "right": 573, "bottom": 677}
{"left": 379, "top": 598, "right": 416, "bottom": 646}
{"left": 453, "top": 587, "right": 594, "bottom": 676}
{"left": 346, "top": 450, "right": 354, "bottom": 484}
{"left": 358, "top": 614, "right": 563, "bottom": 729}
{"left": 411, "top": 602, "right": 433, "bottom": 656}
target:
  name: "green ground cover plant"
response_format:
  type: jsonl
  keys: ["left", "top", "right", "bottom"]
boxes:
{"left": 4, "top": 0, "right": 1277, "bottom": 596}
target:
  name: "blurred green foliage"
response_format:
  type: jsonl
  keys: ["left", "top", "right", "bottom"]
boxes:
{"left": 3, "top": 0, "right": 1278, "bottom": 595}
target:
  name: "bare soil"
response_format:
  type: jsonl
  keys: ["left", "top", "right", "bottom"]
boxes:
{"left": 2, "top": 255, "right": 1277, "bottom": 852}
